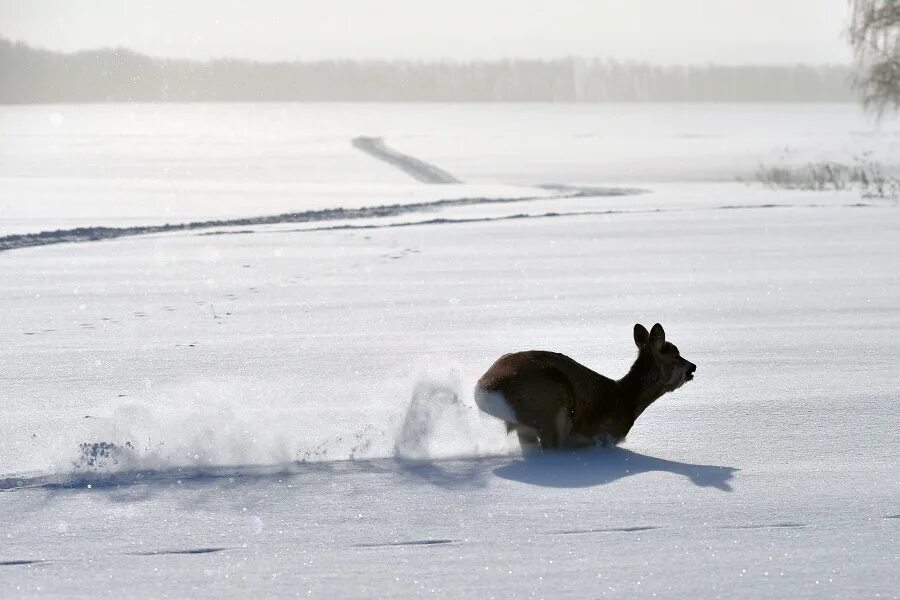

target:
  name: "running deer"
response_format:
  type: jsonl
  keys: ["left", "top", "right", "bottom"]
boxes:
{"left": 474, "top": 323, "right": 696, "bottom": 449}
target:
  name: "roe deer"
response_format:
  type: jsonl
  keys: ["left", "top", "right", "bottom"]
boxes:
{"left": 474, "top": 323, "right": 696, "bottom": 449}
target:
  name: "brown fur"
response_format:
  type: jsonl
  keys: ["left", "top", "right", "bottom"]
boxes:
{"left": 474, "top": 323, "right": 696, "bottom": 449}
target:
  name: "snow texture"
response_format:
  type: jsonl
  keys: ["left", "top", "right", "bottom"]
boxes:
{"left": 0, "top": 103, "right": 898, "bottom": 599}
{"left": 352, "top": 136, "right": 461, "bottom": 184}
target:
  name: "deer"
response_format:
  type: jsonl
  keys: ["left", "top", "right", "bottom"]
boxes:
{"left": 474, "top": 323, "right": 696, "bottom": 449}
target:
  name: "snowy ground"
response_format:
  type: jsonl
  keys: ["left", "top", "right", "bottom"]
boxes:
{"left": 1, "top": 103, "right": 898, "bottom": 598}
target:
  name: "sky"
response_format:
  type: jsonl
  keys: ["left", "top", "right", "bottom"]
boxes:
{"left": 0, "top": 0, "right": 852, "bottom": 65}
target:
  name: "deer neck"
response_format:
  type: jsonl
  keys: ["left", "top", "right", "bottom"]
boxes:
{"left": 617, "top": 355, "right": 667, "bottom": 419}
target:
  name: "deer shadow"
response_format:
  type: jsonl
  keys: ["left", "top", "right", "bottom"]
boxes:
{"left": 493, "top": 446, "right": 737, "bottom": 491}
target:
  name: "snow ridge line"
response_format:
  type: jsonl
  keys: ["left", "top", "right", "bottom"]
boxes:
{"left": 351, "top": 136, "right": 461, "bottom": 183}
{"left": 225, "top": 208, "right": 666, "bottom": 236}
{"left": 0, "top": 187, "right": 643, "bottom": 253}
{"left": 205, "top": 202, "right": 867, "bottom": 237}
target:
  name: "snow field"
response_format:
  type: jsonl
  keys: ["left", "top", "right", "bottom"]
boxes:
{"left": 0, "top": 102, "right": 898, "bottom": 598}
{"left": 1, "top": 187, "right": 898, "bottom": 598}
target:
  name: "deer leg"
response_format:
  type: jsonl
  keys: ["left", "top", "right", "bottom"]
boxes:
{"left": 537, "top": 430, "right": 559, "bottom": 449}
{"left": 516, "top": 426, "right": 540, "bottom": 448}
{"left": 537, "top": 407, "right": 572, "bottom": 449}
{"left": 501, "top": 368, "right": 574, "bottom": 450}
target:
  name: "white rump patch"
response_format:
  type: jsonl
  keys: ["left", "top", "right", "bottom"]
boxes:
{"left": 475, "top": 389, "right": 517, "bottom": 423}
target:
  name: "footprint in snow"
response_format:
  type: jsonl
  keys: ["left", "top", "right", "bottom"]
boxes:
{"left": 0, "top": 560, "right": 47, "bottom": 567}
{"left": 722, "top": 522, "right": 807, "bottom": 530}
{"left": 551, "top": 526, "right": 659, "bottom": 535}
{"left": 131, "top": 547, "right": 229, "bottom": 556}
{"left": 355, "top": 539, "right": 455, "bottom": 548}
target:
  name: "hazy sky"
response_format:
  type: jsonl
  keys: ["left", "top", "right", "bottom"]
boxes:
{"left": 1, "top": 0, "right": 852, "bottom": 64}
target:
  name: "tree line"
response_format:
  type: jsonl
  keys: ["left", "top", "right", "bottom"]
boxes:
{"left": 0, "top": 38, "right": 857, "bottom": 104}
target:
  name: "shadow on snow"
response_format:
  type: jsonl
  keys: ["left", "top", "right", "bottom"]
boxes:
{"left": 0, "top": 447, "right": 737, "bottom": 496}
{"left": 493, "top": 446, "right": 737, "bottom": 491}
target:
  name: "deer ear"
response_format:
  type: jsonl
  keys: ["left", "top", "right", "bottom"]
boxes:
{"left": 634, "top": 324, "right": 650, "bottom": 348}
{"left": 649, "top": 323, "right": 665, "bottom": 349}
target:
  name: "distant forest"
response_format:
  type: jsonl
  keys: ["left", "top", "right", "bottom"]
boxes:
{"left": 0, "top": 39, "right": 857, "bottom": 104}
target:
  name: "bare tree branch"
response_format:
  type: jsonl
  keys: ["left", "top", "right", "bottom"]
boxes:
{"left": 849, "top": 0, "right": 900, "bottom": 115}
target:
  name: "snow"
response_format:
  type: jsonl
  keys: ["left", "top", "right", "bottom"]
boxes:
{"left": 1, "top": 103, "right": 898, "bottom": 598}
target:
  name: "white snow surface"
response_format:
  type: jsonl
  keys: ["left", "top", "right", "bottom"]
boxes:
{"left": 1, "top": 103, "right": 898, "bottom": 599}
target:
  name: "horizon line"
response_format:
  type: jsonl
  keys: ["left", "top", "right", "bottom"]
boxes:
{"left": 0, "top": 37, "right": 853, "bottom": 70}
